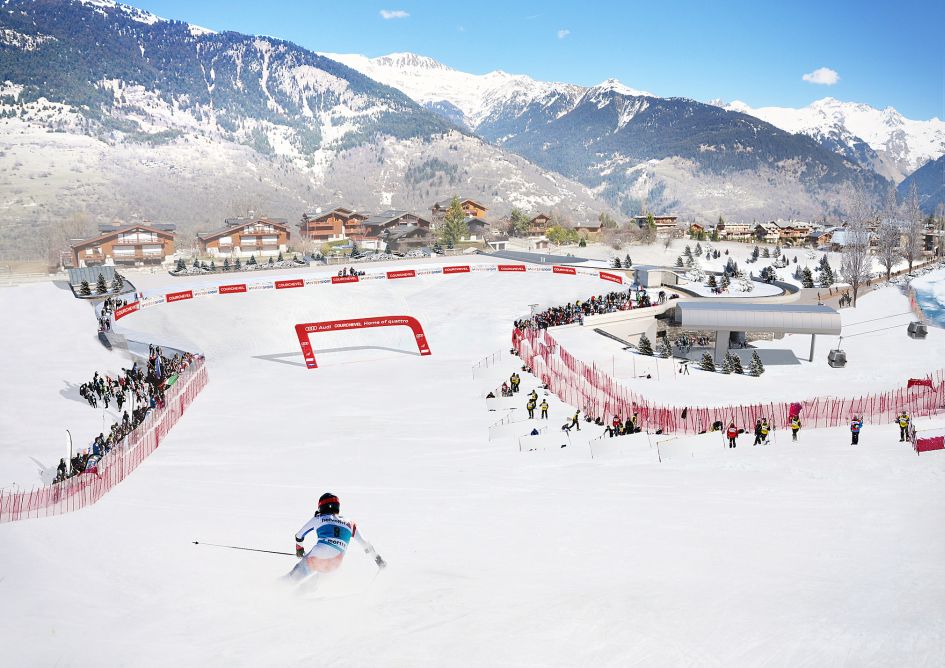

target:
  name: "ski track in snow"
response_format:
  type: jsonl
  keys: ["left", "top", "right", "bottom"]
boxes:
{"left": 0, "top": 262, "right": 944, "bottom": 666}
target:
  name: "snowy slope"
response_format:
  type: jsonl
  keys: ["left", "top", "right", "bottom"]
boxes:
{"left": 723, "top": 98, "right": 945, "bottom": 182}
{"left": 1, "top": 265, "right": 944, "bottom": 665}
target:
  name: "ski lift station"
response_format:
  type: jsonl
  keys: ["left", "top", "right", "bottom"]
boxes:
{"left": 670, "top": 301, "right": 842, "bottom": 363}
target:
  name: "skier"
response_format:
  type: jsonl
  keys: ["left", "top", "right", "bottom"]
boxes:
{"left": 760, "top": 419, "right": 770, "bottom": 445}
{"left": 898, "top": 411, "right": 910, "bottom": 442}
{"left": 570, "top": 409, "right": 581, "bottom": 431}
{"left": 287, "top": 493, "right": 385, "bottom": 584}
{"left": 526, "top": 398, "right": 536, "bottom": 419}
{"left": 753, "top": 419, "right": 763, "bottom": 446}
{"left": 790, "top": 415, "right": 801, "bottom": 442}
{"left": 726, "top": 422, "right": 738, "bottom": 448}
{"left": 540, "top": 399, "right": 549, "bottom": 419}
{"left": 850, "top": 416, "right": 862, "bottom": 445}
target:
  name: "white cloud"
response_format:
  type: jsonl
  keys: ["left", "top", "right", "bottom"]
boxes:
{"left": 557, "top": 29, "right": 570, "bottom": 39}
{"left": 802, "top": 67, "right": 840, "bottom": 85}
{"left": 379, "top": 9, "right": 409, "bottom": 20}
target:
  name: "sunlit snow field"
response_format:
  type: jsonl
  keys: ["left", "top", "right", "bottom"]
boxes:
{"left": 0, "top": 263, "right": 943, "bottom": 667}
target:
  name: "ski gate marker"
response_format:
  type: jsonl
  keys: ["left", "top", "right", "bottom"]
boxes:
{"left": 294, "top": 315, "right": 431, "bottom": 369}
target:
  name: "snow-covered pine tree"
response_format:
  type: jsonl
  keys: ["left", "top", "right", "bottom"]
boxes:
{"left": 707, "top": 274, "right": 718, "bottom": 288}
{"left": 774, "top": 244, "right": 781, "bottom": 258}
{"left": 210, "top": 260, "right": 216, "bottom": 271}
{"left": 684, "top": 245, "right": 693, "bottom": 259}
{"left": 277, "top": 251, "right": 283, "bottom": 262}
{"left": 79, "top": 280, "right": 91, "bottom": 296}
{"left": 175, "top": 258, "right": 185, "bottom": 272}
{"left": 730, "top": 352, "right": 744, "bottom": 374}
{"left": 751, "top": 246, "right": 760, "bottom": 261}
{"left": 235, "top": 257, "right": 242, "bottom": 270}
{"left": 675, "top": 256, "right": 684, "bottom": 268}
{"left": 657, "top": 337, "right": 672, "bottom": 358}
{"left": 248, "top": 255, "right": 257, "bottom": 266}
{"left": 762, "top": 247, "right": 771, "bottom": 258}
{"left": 802, "top": 267, "right": 814, "bottom": 288}
{"left": 223, "top": 258, "right": 230, "bottom": 271}
{"left": 694, "top": 243, "right": 703, "bottom": 256}
{"left": 749, "top": 350, "right": 765, "bottom": 376}
{"left": 612, "top": 257, "right": 622, "bottom": 268}
{"left": 699, "top": 352, "right": 716, "bottom": 372}
{"left": 637, "top": 333, "right": 654, "bottom": 356}
{"left": 720, "top": 273, "right": 731, "bottom": 290}
{"left": 268, "top": 256, "right": 274, "bottom": 266}
{"left": 721, "top": 353, "right": 733, "bottom": 374}
{"left": 111, "top": 273, "right": 124, "bottom": 292}
{"left": 95, "top": 273, "right": 108, "bottom": 294}
{"left": 625, "top": 254, "right": 632, "bottom": 267}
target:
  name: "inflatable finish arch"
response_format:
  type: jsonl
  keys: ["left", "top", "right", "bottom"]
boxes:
{"left": 294, "top": 316, "right": 431, "bottom": 369}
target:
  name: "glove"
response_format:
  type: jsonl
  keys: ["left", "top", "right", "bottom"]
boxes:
{"left": 295, "top": 544, "right": 304, "bottom": 558}
{"left": 374, "top": 554, "right": 387, "bottom": 569}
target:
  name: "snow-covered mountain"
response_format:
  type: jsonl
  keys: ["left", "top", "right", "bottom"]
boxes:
{"left": 331, "top": 52, "right": 889, "bottom": 220}
{"left": 719, "top": 98, "right": 945, "bottom": 183}
{"left": 0, "top": 1, "right": 614, "bottom": 258}
{"left": 321, "top": 51, "right": 589, "bottom": 132}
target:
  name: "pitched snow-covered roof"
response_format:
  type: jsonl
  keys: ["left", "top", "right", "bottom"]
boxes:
{"left": 674, "top": 301, "right": 841, "bottom": 335}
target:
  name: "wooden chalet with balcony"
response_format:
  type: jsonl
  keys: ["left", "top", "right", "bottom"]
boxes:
{"left": 70, "top": 222, "right": 176, "bottom": 267}
{"left": 197, "top": 216, "right": 291, "bottom": 258}
{"left": 361, "top": 210, "right": 432, "bottom": 250}
{"left": 528, "top": 213, "right": 552, "bottom": 236}
{"left": 430, "top": 197, "right": 488, "bottom": 227}
{"left": 632, "top": 214, "right": 679, "bottom": 234}
{"left": 715, "top": 221, "right": 754, "bottom": 241}
{"left": 299, "top": 207, "right": 368, "bottom": 242}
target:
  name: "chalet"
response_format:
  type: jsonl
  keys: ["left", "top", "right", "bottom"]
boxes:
{"left": 572, "top": 220, "right": 602, "bottom": 235}
{"left": 689, "top": 223, "right": 707, "bottom": 236}
{"left": 197, "top": 216, "right": 291, "bottom": 258}
{"left": 461, "top": 217, "right": 492, "bottom": 242}
{"left": 382, "top": 225, "right": 434, "bottom": 253}
{"left": 771, "top": 220, "right": 813, "bottom": 246}
{"left": 361, "top": 210, "right": 432, "bottom": 250}
{"left": 430, "top": 197, "right": 488, "bottom": 227}
{"left": 70, "top": 222, "right": 176, "bottom": 267}
{"left": 299, "top": 207, "right": 368, "bottom": 242}
{"left": 632, "top": 214, "right": 679, "bottom": 234}
{"left": 754, "top": 222, "right": 781, "bottom": 244}
{"left": 716, "top": 221, "right": 754, "bottom": 241}
{"left": 528, "top": 213, "right": 552, "bottom": 236}
{"left": 809, "top": 226, "right": 842, "bottom": 247}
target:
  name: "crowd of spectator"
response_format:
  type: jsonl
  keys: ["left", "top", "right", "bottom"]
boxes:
{"left": 56, "top": 346, "right": 201, "bottom": 484}
{"left": 97, "top": 296, "right": 130, "bottom": 333}
{"left": 338, "top": 266, "right": 365, "bottom": 278}
{"left": 515, "top": 287, "right": 672, "bottom": 331}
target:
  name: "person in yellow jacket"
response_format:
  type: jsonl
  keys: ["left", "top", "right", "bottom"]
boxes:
{"left": 526, "top": 398, "right": 536, "bottom": 419}
{"left": 898, "top": 411, "right": 910, "bottom": 442}
{"left": 760, "top": 418, "right": 770, "bottom": 445}
{"left": 540, "top": 399, "right": 549, "bottom": 419}
{"left": 529, "top": 389, "right": 538, "bottom": 403}
{"left": 790, "top": 415, "right": 801, "bottom": 442}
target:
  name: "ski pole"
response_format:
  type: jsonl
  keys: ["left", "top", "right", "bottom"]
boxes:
{"left": 192, "top": 541, "right": 295, "bottom": 557}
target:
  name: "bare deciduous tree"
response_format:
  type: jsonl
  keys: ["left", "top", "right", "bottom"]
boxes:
{"left": 902, "top": 181, "right": 924, "bottom": 274}
{"left": 875, "top": 218, "right": 902, "bottom": 282}
{"left": 841, "top": 190, "right": 874, "bottom": 307}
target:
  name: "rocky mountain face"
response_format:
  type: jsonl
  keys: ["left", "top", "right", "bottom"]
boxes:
{"left": 899, "top": 154, "right": 945, "bottom": 214}
{"left": 719, "top": 98, "right": 945, "bottom": 184}
{"left": 0, "top": 0, "right": 613, "bottom": 259}
{"left": 328, "top": 52, "right": 892, "bottom": 221}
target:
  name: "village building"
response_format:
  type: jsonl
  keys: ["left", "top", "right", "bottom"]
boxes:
{"left": 430, "top": 198, "right": 488, "bottom": 227}
{"left": 754, "top": 221, "right": 782, "bottom": 244}
{"left": 572, "top": 220, "right": 602, "bottom": 236}
{"left": 460, "top": 217, "right": 492, "bottom": 242}
{"left": 632, "top": 214, "right": 679, "bottom": 234}
{"left": 771, "top": 220, "right": 813, "bottom": 245}
{"left": 809, "top": 226, "right": 843, "bottom": 248}
{"left": 715, "top": 221, "right": 754, "bottom": 242}
{"left": 298, "top": 207, "right": 368, "bottom": 242}
{"left": 70, "top": 222, "right": 176, "bottom": 268}
{"left": 360, "top": 210, "right": 432, "bottom": 250}
{"left": 197, "top": 216, "right": 291, "bottom": 258}
{"left": 382, "top": 226, "right": 434, "bottom": 253}
{"left": 528, "top": 213, "right": 552, "bottom": 236}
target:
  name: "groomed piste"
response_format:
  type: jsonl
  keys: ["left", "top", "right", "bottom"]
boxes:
{"left": 0, "top": 258, "right": 944, "bottom": 666}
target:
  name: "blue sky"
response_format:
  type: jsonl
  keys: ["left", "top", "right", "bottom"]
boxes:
{"left": 134, "top": 0, "right": 944, "bottom": 119}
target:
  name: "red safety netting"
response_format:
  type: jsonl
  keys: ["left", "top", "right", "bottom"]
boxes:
{"left": 0, "top": 358, "right": 209, "bottom": 523}
{"left": 512, "top": 327, "right": 945, "bottom": 435}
